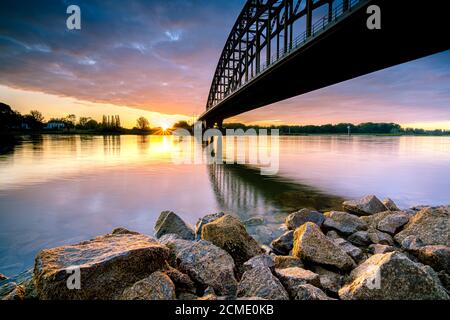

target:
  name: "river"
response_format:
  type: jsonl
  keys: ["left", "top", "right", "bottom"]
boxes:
{"left": 0, "top": 134, "right": 449, "bottom": 276}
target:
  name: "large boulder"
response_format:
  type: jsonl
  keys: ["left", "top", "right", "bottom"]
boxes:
{"left": 360, "top": 211, "right": 394, "bottom": 230}
{"left": 271, "top": 230, "right": 294, "bottom": 255}
{"left": 294, "top": 284, "right": 334, "bottom": 300}
{"left": 285, "top": 209, "right": 325, "bottom": 230}
{"left": 343, "top": 195, "right": 387, "bottom": 216}
{"left": 201, "top": 215, "right": 264, "bottom": 273}
{"left": 368, "top": 229, "right": 394, "bottom": 246}
{"left": 274, "top": 267, "right": 320, "bottom": 298}
{"left": 121, "top": 271, "right": 175, "bottom": 300}
{"left": 395, "top": 206, "right": 449, "bottom": 247}
{"left": 412, "top": 245, "right": 450, "bottom": 274}
{"left": 155, "top": 211, "right": 195, "bottom": 240}
{"left": 237, "top": 267, "right": 289, "bottom": 300}
{"left": 163, "top": 266, "right": 196, "bottom": 294}
{"left": 323, "top": 211, "right": 368, "bottom": 236}
{"left": 339, "top": 252, "right": 449, "bottom": 300}
{"left": 175, "top": 240, "right": 237, "bottom": 297}
{"left": 33, "top": 231, "right": 170, "bottom": 300}
{"left": 292, "top": 222, "right": 355, "bottom": 271}
{"left": 377, "top": 212, "right": 410, "bottom": 235}
{"left": 195, "top": 212, "right": 225, "bottom": 240}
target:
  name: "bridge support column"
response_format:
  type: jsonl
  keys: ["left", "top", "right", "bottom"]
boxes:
{"left": 306, "top": 0, "right": 313, "bottom": 37}
{"left": 343, "top": 0, "right": 349, "bottom": 12}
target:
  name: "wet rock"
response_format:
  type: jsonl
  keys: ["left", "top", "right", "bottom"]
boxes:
{"left": 285, "top": 209, "right": 325, "bottom": 230}
{"left": 383, "top": 198, "right": 400, "bottom": 211}
{"left": 274, "top": 256, "right": 304, "bottom": 269}
{"left": 244, "top": 216, "right": 265, "bottom": 227}
{"left": 164, "top": 266, "right": 196, "bottom": 294}
{"left": 121, "top": 271, "right": 175, "bottom": 300}
{"left": 323, "top": 211, "right": 368, "bottom": 236}
{"left": 339, "top": 252, "right": 449, "bottom": 300}
{"left": 201, "top": 215, "right": 264, "bottom": 274}
{"left": 348, "top": 231, "right": 371, "bottom": 246}
{"left": 377, "top": 212, "right": 410, "bottom": 235}
{"left": 369, "top": 244, "right": 398, "bottom": 255}
{"left": 294, "top": 284, "right": 335, "bottom": 300}
{"left": 271, "top": 230, "right": 294, "bottom": 255}
{"left": 237, "top": 267, "right": 289, "bottom": 300}
{"left": 175, "top": 240, "right": 237, "bottom": 297}
{"left": 1, "top": 283, "right": 24, "bottom": 301}
{"left": 195, "top": 212, "right": 225, "bottom": 240}
{"left": 311, "top": 266, "right": 345, "bottom": 295}
{"left": 343, "top": 195, "right": 387, "bottom": 216}
{"left": 155, "top": 211, "right": 195, "bottom": 240}
{"left": 412, "top": 245, "right": 450, "bottom": 273}
{"left": 274, "top": 267, "right": 320, "bottom": 298}
{"left": 34, "top": 231, "right": 170, "bottom": 300}
{"left": 292, "top": 222, "right": 355, "bottom": 271}
{"left": 332, "top": 238, "right": 364, "bottom": 263}
{"left": 0, "top": 274, "right": 7, "bottom": 281}
{"left": 395, "top": 206, "right": 450, "bottom": 247}
{"left": 243, "top": 255, "right": 275, "bottom": 272}
{"left": 111, "top": 227, "right": 140, "bottom": 235}
{"left": 368, "top": 229, "right": 394, "bottom": 246}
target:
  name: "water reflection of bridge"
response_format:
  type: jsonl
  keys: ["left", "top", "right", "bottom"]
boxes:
{"left": 207, "top": 163, "right": 344, "bottom": 242}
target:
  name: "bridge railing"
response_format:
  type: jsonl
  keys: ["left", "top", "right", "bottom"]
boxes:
{"left": 211, "top": 0, "right": 365, "bottom": 109}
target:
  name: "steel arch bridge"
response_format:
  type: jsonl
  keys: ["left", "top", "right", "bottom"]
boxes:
{"left": 199, "top": 0, "right": 450, "bottom": 127}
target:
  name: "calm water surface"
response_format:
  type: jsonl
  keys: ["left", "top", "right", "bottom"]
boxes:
{"left": 0, "top": 134, "right": 449, "bottom": 276}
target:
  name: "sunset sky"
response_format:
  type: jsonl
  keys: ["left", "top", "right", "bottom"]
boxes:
{"left": 0, "top": 0, "right": 449, "bottom": 129}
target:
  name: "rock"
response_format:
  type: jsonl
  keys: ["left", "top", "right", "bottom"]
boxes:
{"left": 339, "top": 252, "right": 449, "bottom": 300}
{"left": 326, "top": 230, "right": 341, "bottom": 239}
{"left": 360, "top": 211, "right": 394, "bottom": 229}
{"left": 437, "top": 271, "right": 450, "bottom": 292}
{"left": 175, "top": 240, "right": 237, "bottom": 297}
{"left": 323, "top": 211, "right": 368, "bottom": 236}
{"left": 237, "top": 267, "right": 289, "bottom": 300}
{"left": 383, "top": 198, "right": 400, "bottom": 211}
{"left": 197, "top": 294, "right": 218, "bottom": 300}
{"left": 285, "top": 208, "right": 325, "bottom": 230}
{"left": 347, "top": 231, "right": 371, "bottom": 246}
{"left": 400, "top": 235, "right": 425, "bottom": 250}
{"left": 412, "top": 245, "right": 450, "bottom": 273}
{"left": 0, "top": 274, "right": 7, "bottom": 281}
{"left": 23, "top": 278, "right": 38, "bottom": 300}
{"left": 177, "top": 292, "right": 198, "bottom": 300}
{"left": 121, "top": 271, "right": 175, "bottom": 300}
{"left": 377, "top": 212, "right": 410, "bottom": 234}
{"left": 271, "top": 230, "right": 294, "bottom": 255}
{"left": 236, "top": 296, "right": 267, "bottom": 300}
{"left": 274, "top": 256, "right": 304, "bottom": 269}
{"left": 1, "top": 283, "right": 24, "bottom": 301}
{"left": 368, "top": 229, "right": 394, "bottom": 245}
{"left": 343, "top": 195, "right": 387, "bottom": 216}
{"left": 201, "top": 215, "right": 264, "bottom": 274}
{"left": 292, "top": 222, "right": 355, "bottom": 271}
{"left": 261, "top": 245, "right": 273, "bottom": 255}
{"left": 164, "top": 266, "right": 196, "bottom": 294}
{"left": 274, "top": 267, "right": 320, "bottom": 298}
{"left": 369, "top": 244, "right": 398, "bottom": 255}
{"left": 111, "top": 227, "right": 140, "bottom": 235}
{"left": 33, "top": 231, "right": 170, "bottom": 300}
{"left": 243, "top": 255, "right": 275, "bottom": 272}
{"left": 195, "top": 212, "right": 225, "bottom": 240}
{"left": 244, "top": 216, "right": 265, "bottom": 227}
{"left": 1, "top": 282, "right": 18, "bottom": 299}
{"left": 155, "top": 211, "right": 195, "bottom": 240}
{"left": 311, "top": 266, "right": 345, "bottom": 295}
{"left": 332, "top": 238, "right": 364, "bottom": 263}
{"left": 294, "top": 284, "right": 335, "bottom": 300}
{"left": 395, "top": 206, "right": 450, "bottom": 247}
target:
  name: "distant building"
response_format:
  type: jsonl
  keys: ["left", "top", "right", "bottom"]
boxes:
{"left": 45, "top": 120, "right": 65, "bottom": 130}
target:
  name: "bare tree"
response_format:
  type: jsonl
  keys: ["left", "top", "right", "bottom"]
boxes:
{"left": 136, "top": 117, "right": 150, "bottom": 130}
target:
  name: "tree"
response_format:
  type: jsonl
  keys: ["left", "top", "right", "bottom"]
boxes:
{"left": 24, "top": 110, "right": 45, "bottom": 130}
{"left": 0, "top": 102, "right": 22, "bottom": 130}
{"left": 173, "top": 120, "right": 191, "bottom": 130}
{"left": 30, "top": 110, "right": 45, "bottom": 123}
{"left": 78, "top": 117, "right": 91, "bottom": 128}
{"left": 65, "top": 114, "right": 76, "bottom": 129}
{"left": 136, "top": 117, "right": 150, "bottom": 130}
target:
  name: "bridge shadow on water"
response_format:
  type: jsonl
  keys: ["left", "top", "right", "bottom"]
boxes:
{"left": 207, "top": 163, "right": 344, "bottom": 244}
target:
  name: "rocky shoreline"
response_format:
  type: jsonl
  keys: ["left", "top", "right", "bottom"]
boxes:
{"left": 1, "top": 195, "right": 449, "bottom": 300}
